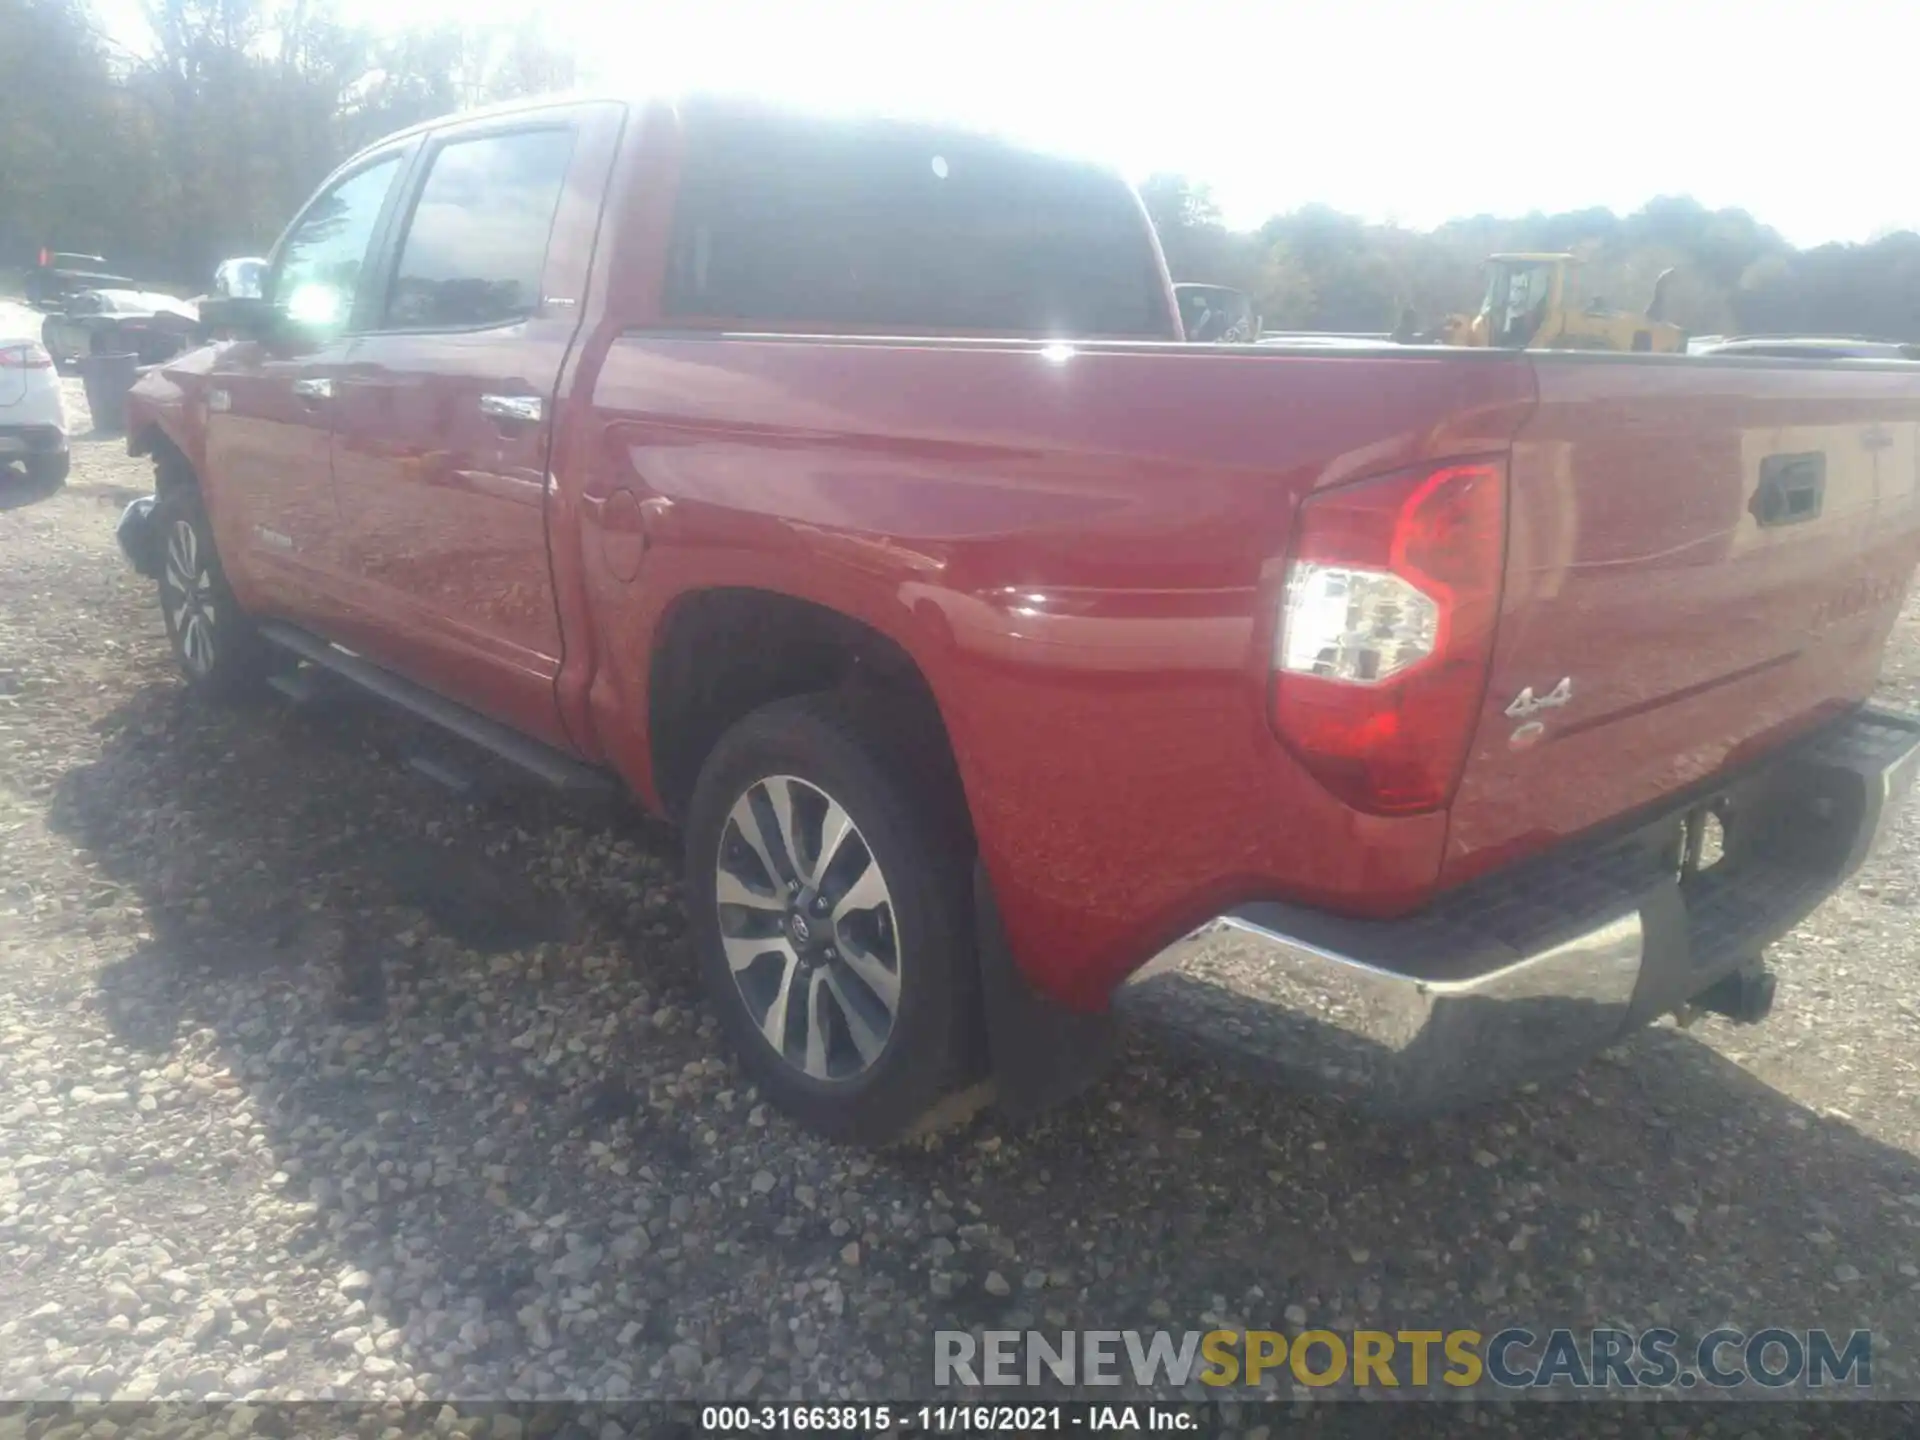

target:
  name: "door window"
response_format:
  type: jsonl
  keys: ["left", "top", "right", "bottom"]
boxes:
{"left": 381, "top": 128, "right": 576, "bottom": 331}
{"left": 273, "top": 154, "right": 405, "bottom": 335}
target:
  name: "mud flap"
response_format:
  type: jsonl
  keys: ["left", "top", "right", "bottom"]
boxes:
{"left": 973, "top": 859, "right": 1119, "bottom": 1119}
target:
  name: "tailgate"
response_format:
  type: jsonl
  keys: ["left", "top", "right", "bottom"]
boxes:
{"left": 1444, "top": 356, "right": 1920, "bottom": 883}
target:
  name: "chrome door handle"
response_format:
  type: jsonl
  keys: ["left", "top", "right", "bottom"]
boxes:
{"left": 291, "top": 377, "right": 333, "bottom": 400}
{"left": 480, "top": 394, "right": 542, "bottom": 424}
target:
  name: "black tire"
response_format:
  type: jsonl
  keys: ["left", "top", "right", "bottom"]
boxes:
{"left": 685, "top": 691, "right": 983, "bottom": 1144}
{"left": 40, "top": 319, "right": 74, "bottom": 375}
{"left": 151, "top": 484, "right": 270, "bottom": 698}
{"left": 25, "top": 451, "right": 68, "bottom": 488}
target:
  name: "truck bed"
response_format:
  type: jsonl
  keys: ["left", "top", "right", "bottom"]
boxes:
{"left": 586, "top": 335, "right": 1920, "bottom": 1002}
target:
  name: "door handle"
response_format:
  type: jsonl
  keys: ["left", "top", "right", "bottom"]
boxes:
{"left": 480, "top": 393, "right": 543, "bottom": 424}
{"left": 290, "top": 377, "right": 333, "bottom": 400}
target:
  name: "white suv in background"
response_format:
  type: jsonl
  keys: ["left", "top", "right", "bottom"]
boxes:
{"left": 0, "top": 338, "right": 69, "bottom": 487}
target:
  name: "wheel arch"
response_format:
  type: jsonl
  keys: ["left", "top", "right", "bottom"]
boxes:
{"left": 136, "top": 427, "right": 199, "bottom": 492}
{"left": 659, "top": 597, "right": 1119, "bottom": 1132}
{"left": 645, "top": 586, "right": 967, "bottom": 832}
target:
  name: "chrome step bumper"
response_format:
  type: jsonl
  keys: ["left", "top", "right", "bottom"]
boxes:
{"left": 1119, "top": 706, "right": 1920, "bottom": 1113}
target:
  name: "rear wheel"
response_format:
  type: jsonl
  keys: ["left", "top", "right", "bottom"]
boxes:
{"left": 685, "top": 692, "right": 982, "bottom": 1143}
{"left": 153, "top": 486, "right": 269, "bottom": 698}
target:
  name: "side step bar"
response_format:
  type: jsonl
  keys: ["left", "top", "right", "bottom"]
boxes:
{"left": 256, "top": 620, "right": 618, "bottom": 795}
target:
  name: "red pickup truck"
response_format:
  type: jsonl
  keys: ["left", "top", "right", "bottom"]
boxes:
{"left": 116, "top": 94, "right": 1920, "bottom": 1142}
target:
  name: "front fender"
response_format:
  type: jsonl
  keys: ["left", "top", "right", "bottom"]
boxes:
{"left": 124, "top": 345, "right": 218, "bottom": 474}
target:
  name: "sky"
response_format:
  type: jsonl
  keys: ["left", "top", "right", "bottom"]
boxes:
{"left": 94, "top": 0, "right": 1916, "bottom": 247}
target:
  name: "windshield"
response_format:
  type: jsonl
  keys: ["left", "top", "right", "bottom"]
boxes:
{"left": 1484, "top": 262, "right": 1556, "bottom": 344}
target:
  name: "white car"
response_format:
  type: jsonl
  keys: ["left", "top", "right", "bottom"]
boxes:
{"left": 0, "top": 338, "right": 70, "bottom": 486}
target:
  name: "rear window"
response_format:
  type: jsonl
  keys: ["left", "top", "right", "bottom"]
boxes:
{"left": 663, "top": 109, "right": 1171, "bottom": 339}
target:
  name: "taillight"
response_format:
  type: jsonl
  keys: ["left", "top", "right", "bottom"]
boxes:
{"left": 1270, "top": 460, "right": 1507, "bottom": 815}
{"left": 0, "top": 344, "right": 53, "bottom": 369}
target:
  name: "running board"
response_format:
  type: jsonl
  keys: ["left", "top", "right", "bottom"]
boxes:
{"left": 256, "top": 621, "right": 617, "bottom": 795}
{"left": 266, "top": 666, "right": 328, "bottom": 705}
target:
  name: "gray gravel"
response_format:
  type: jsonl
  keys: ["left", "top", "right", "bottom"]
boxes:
{"left": 5, "top": 297, "right": 1920, "bottom": 1410}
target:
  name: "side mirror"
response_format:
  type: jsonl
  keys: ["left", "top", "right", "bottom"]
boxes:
{"left": 197, "top": 294, "right": 279, "bottom": 340}
{"left": 212, "top": 256, "right": 268, "bottom": 300}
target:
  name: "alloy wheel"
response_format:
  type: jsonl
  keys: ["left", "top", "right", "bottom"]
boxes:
{"left": 714, "top": 774, "right": 902, "bottom": 1082}
{"left": 162, "top": 518, "right": 217, "bottom": 676}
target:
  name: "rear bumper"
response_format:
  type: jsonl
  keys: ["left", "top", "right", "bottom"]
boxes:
{"left": 1120, "top": 706, "right": 1920, "bottom": 1112}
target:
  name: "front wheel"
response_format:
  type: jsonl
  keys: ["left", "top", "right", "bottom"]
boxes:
{"left": 685, "top": 692, "right": 983, "bottom": 1143}
{"left": 152, "top": 487, "right": 269, "bottom": 698}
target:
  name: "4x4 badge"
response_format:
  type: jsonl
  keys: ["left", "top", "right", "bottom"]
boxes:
{"left": 1505, "top": 677, "right": 1573, "bottom": 719}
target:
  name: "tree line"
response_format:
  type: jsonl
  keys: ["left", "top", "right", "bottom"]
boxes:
{"left": 1, "top": 0, "right": 574, "bottom": 289}
{"left": 1141, "top": 178, "right": 1920, "bottom": 342}
{"left": 6, "top": 0, "right": 1916, "bottom": 341}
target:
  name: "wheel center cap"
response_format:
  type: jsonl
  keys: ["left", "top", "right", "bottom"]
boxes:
{"left": 788, "top": 912, "right": 812, "bottom": 945}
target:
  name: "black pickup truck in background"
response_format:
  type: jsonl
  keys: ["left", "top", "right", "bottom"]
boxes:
{"left": 39, "top": 289, "right": 202, "bottom": 371}
{"left": 24, "top": 251, "right": 137, "bottom": 309}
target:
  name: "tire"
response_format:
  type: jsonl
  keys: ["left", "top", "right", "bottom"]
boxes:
{"left": 40, "top": 319, "right": 73, "bottom": 375}
{"left": 152, "top": 485, "right": 269, "bottom": 698}
{"left": 25, "top": 451, "right": 68, "bottom": 488}
{"left": 685, "top": 691, "right": 983, "bottom": 1144}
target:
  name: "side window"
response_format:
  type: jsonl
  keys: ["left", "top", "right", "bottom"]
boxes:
{"left": 274, "top": 155, "right": 404, "bottom": 334}
{"left": 381, "top": 128, "right": 576, "bottom": 331}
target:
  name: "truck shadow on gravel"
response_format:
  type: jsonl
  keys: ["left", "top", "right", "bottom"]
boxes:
{"left": 41, "top": 678, "right": 1920, "bottom": 1400}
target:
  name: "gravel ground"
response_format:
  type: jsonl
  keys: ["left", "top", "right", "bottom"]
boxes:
{"left": 5, "top": 296, "right": 1920, "bottom": 1420}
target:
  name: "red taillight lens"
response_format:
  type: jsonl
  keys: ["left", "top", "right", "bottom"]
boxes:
{"left": 0, "top": 345, "right": 53, "bottom": 369}
{"left": 1271, "top": 460, "right": 1507, "bottom": 815}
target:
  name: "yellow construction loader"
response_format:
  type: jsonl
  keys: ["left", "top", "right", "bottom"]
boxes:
{"left": 1437, "top": 253, "right": 1685, "bottom": 352}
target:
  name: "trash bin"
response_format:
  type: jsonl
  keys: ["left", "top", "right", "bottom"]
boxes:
{"left": 81, "top": 352, "right": 141, "bottom": 435}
